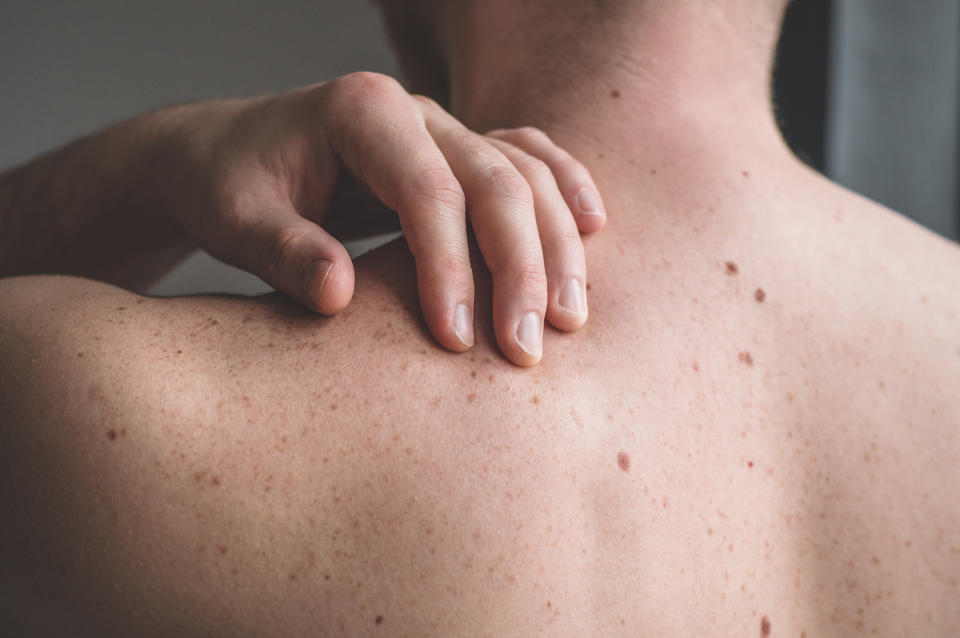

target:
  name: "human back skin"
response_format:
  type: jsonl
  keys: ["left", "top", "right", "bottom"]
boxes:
{"left": 4, "top": 3, "right": 960, "bottom": 637}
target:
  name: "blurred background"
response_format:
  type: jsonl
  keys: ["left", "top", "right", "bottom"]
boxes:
{"left": 1, "top": 0, "right": 957, "bottom": 296}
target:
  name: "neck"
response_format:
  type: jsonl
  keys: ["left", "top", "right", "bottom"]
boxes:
{"left": 443, "top": 2, "right": 789, "bottom": 170}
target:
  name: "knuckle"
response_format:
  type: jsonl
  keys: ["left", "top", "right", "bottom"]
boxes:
{"left": 267, "top": 224, "right": 314, "bottom": 277}
{"left": 482, "top": 164, "right": 532, "bottom": 202}
{"left": 332, "top": 71, "right": 402, "bottom": 98}
{"left": 411, "top": 93, "right": 441, "bottom": 111}
{"left": 508, "top": 258, "right": 549, "bottom": 292}
{"left": 515, "top": 154, "right": 552, "bottom": 182}
{"left": 510, "top": 126, "right": 551, "bottom": 147}
{"left": 406, "top": 164, "right": 465, "bottom": 213}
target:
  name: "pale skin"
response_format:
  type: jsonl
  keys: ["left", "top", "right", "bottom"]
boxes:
{"left": 2, "top": 1, "right": 960, "bottom": 636}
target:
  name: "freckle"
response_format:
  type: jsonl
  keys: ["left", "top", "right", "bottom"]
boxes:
{"left": 692, "top": 361, "right": 699, "bottom": 372}
{"left": 116, "top": 306, "right": 126, "bottom": 311}
{"left": 218, "top": 545, "right": 228, "bottom": 555}
{"left": 242, "top": 315, "right": 252, "bottom": 323}
{"left": 708, "top": 528, "right": 713, "bottom": 536}
{"left": 742, "top": 170, "right": 750, "bottom": 178}
{"left": 650, "top": 169, "right": 657, "bottom": 175}
{"left": 471, "top": 370, "right": 477, "bottom": 378}
{"left": 547, "top": 600, "right": 551, "bottom": 608}
{"left": 755, "top": 288, "right": 766, "bottom": 303}
{"left": 330, "top": 404, "right": 337, "bottom": 410}
{"left": 610, "top": 89, "right": 621, "bottom": 98}
{"left": 761, "top": 615, "right": 771, "bottom": 636}
{"left": 77, "top": 352, "right": 84, "bottom": 358}
{"left": 786, "top": 392, "right": 795, "bottom": 403}
{"left": 467, "top": 393, "right": 477, "bottom": 403}
{"left": 586, "top": 282, "right": 591, "bottom": 290}
{"left": 375, "top": 615, "right": 383, "bottom": 625}
{"left": 324, "top": 574, "right": 331, "bottom": 580}
{"left": 135, "top": 298, "right": 144, "bottom": 305}
{"left": 617, "top": 451, "right": 630, "bottom": 472}
{"left": 729, "top": 543, "right": 734, "bottom": 552}
{"left": 531, "top": 396, "right": 540, "bottom": 405}
{"left": 725, "top": 261, "right": 739, "bottom": 275}
{"left": 597, "top": 152, "right": 605, "bottom": 159}
{"left": 289, "top": 573, "right": 297, "bottom": 581}
{"left": 106, "top": 430, "right": 117, "bottom": 441}
{"left": 211, "top": 476, "right": 221, "bottom": 486}
{"left": 739, "top": 351, "right": 754, "bottom": 366}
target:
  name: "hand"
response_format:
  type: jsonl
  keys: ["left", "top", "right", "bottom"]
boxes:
{"left": 168, "top": 72, "right": 607, "bottom": 365}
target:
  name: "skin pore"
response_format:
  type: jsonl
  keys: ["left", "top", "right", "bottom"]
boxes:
{"left": 2, "top": 0, "right": 960, "bottom": 635}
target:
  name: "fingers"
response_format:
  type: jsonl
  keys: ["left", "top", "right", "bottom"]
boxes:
{"left": 485, "top": 137, "right": 589, "bottom": 332}
{"left": 486, "top": 127, "right": 607, "bottom": 233}
{"left": 419, "top": 99, "right": 547, "bottom": 366}
{"left": 322, "top": 72, "right": 475, "bottom": 352}
{"left": 226, "top": 187, "right": 355, "bottom": 315}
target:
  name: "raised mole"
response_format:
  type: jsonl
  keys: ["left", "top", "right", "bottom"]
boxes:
{"left": 617, "top": 451, "right": 631, "bottom": 472}
{"left": 726, "top": 261, "right": 739, "bottom": 275}
{"left": 761, "top": 615, "right": 771, "bottom": 636}
{"left": 755, "top": 288, "right": 766, "bottom": 302}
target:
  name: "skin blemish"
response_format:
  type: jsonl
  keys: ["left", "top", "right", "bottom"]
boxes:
{"left": 739, "top": 351, "right": 754, "bottom": 366}
{"left": 116, "top": 306, "right": 126, "bottom": 311}
{"left": 77, "top": 352, "right": 84, "bottom": 358}
{"left": 617, "top": 451, "right": 631, "bottom": 472}
{"left": 755, "top": 288, "right": 766, "bottom": 303}
{"left": 375, "top": 616, "right": 383, "bottom": 625}
{"left": 725, "top": 261, "right": 739, "bottom": 275}
{"left": 471, "top": 370, "right": 477, "bottom": 378}
{"left": 761, "top": 615, "right": 771, "bottom": 636}
{"left": 467, "top": 393, "right": 477, "bottom": 403}
{"left": 531, "top": 396, "right": 540, "bottom": 405}
{"left": 748, "top": 461, "right": 754, "bottom": 468}
{"left": 692, "top": 361, "right": 699, "bottom": 372}
{"left": 106, "top": 430, "right": 117, "bottom": 441}
{"left": 742, "top": 170, "right": 750, "bottom": 178}
{"left": 330, "top": 404, "right": 338, "bottom": 410}
{"left": 218, "top": 545, "right": 228, "bottom": 555}
{"left": 610, "top": 89, "right": 621, "bottom": 98}
{"left": 211, "top": 476, "right": 221, "bottom": 486}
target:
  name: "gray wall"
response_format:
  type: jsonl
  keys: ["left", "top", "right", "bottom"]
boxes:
{"left": 2, "top": 1, "right": 957, "bottom": 296}
{"left": 827, "top": 0, "right": 959, "bottom": 241}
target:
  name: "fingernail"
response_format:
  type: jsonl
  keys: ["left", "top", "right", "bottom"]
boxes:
{"left": 515, "top": 311, "right": 542, "bottom": 359}
{"left": 452, "top": 303, "right": 474, "bottom": 348}
{"left": 558, "top": 278, "right": 587, "bottom": 316}
{"left": 312, "top": 259, "right": 335, "bottom": 299}
{"left": 576, "top": 188, "right": 604, "bottom": 216}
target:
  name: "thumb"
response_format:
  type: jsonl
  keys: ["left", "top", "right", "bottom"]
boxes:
{"left": 229, "top": 198, "right": 355, "bottom": 315}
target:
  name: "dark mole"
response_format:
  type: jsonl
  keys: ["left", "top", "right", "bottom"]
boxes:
{"left": 761, "top": 615, "right": 771, "bottom": 636}
{"left": 610, "top": 89, "right": 621, "bottom": 98}
{"left": 725, "top": 261, "right": 739, "bottom": 275}
{"left": 755, "top": 288, "right": 766, "bottom": 303}
{"left": 739, "top": 351, "right": 754, "bottom": 366}
{"left": 617, "top": 451, "right": 631, "bottom": 472}
{"left": 471, "top": 370, "right": 477, "bottom": 378}
{"left": 106, "top": 430, "right": 117, "bottom": 441}
{"left": 375, "top": 615, "right": 384, "bottom": 625}
{"left": 116, "top": 306, "right": 126, "bottom": 311}
{"left": 176, "top": 349, "right": 182, "bottom": 355}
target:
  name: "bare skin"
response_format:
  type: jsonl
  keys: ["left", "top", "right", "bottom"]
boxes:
{"left": 2, "top": 1, "right": 960, "bottom": 636}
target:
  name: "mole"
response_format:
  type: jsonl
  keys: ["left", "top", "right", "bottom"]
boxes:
{"left": 610, "top": 89, "right": 621, "bottom": 98}
{"left": 742, "top": 170, "right": 751, "bottom": 178}
{"left": 739, "top": 351, "right": 754, "bottom": 366}
{"left": 725, "top": 261, "right": 739, "bottom": 275}
{"left": 755, "top": 288, "right": 766, "bottom": 303}
{"left": 106, "top": 430, "right": 117, "bottom": 441}
{"left": 617, "top": 451, "right": 631, "bottom": 472}
{"left": 375, "top": 615, "right": 384, "bottom": 625}
{"left": 760, "top": 615, "right": 771, "bottom": 636}
{"left": 471, "top": 370, "right": 477, "bottom": 378}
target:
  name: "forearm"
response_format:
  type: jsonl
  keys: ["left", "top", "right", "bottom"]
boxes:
{"left": 0, "top": 107, "right": 198, "bottom": 290}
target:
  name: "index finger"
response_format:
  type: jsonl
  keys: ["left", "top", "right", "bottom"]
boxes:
{"left": 323, "top": 72, "right": 475, "bottom": 351}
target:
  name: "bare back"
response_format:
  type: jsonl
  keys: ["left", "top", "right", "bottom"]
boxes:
{"left": 2, "top": 148, "right": 959, "bottom": 636}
